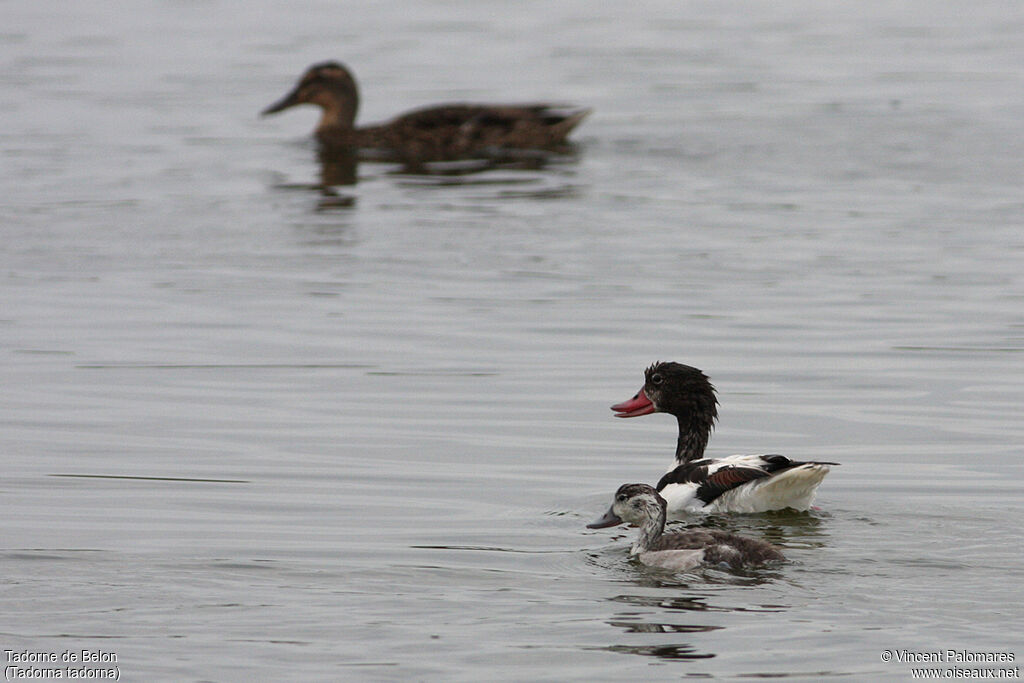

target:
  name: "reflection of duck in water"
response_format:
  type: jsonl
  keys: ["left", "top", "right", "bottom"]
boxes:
{"left": 588, "top": 484, "right": 785, "bottom": 571}
{"left": 262, "top": 61, "right": 590, "bottom": 164}
{"left": 612, "top": 362, "right": 837, "bottom": 516}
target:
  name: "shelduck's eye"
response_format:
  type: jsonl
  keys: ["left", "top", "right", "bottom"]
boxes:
{"left": 616, "top": 494, "right": 627, "bottom": 502}
{"left": 651, "top": 373, "right": 663, "bottom": 385}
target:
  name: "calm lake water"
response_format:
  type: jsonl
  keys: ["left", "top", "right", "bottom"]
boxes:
{"left": 3, "top": 1, "right": 1023, "bottom": 680}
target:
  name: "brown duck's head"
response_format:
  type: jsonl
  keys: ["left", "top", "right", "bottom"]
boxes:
{"left": 261, "top": 61, "right": 360, "bottom": 131}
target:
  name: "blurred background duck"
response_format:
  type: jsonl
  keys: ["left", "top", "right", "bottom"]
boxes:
{"left": 588, "top": 484, "right": 785, "bottom": 571}
{"left": 261, "top": 61, "right": 590, "bottom": 163}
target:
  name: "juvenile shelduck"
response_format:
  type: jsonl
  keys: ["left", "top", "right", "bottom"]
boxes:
{"left": 588, "top": 484, "right": 785, "bottom": 570}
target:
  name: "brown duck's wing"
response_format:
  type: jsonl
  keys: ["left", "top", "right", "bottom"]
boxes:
{"left": 358, "top": 103, "right": 589, "bottom": 159}
{"left": 390, "top": 103, "right": 587, "bottom": 129}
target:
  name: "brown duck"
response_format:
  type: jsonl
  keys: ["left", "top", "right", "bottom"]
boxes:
{"left": 261, "top": 61, "right": 590, "bottom": 163}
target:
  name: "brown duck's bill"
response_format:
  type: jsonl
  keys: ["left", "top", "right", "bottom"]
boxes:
{"left": 261, "top": 88, "right": 301, "bottom": 116}
{"left": 611, "top": 389, "right": 655, "bottom": 417}
{"left": 587, "top": 507, "right": 624, "bottom": 529}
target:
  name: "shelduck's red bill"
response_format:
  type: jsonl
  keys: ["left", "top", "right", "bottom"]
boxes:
{"left": 611, "top": 389, "right": 655, "bottom": 418}
{"left": 587, "top": 507, "right": 624, "bottom": 529}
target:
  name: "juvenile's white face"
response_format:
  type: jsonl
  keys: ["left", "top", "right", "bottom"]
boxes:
{"left": 589, "top": 484, "right": 667, "bottom": 530}
{"left": 613, "top": 491, "right": 662, "bottom": 525}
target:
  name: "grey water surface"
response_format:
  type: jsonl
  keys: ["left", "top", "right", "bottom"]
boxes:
{"left": 3, "top": 1, "right": 1023, "bottom": 680}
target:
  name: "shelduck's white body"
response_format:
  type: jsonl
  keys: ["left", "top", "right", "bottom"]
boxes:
{"left": 612, "top": 362, "right": 836, "bottom": 517}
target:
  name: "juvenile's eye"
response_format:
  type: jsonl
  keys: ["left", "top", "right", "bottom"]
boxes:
{"left": 616, "top": 494, "right": 627, "bottom": 502}
{"left": 651, "top": 373, "right": 663, "bottom": 385}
